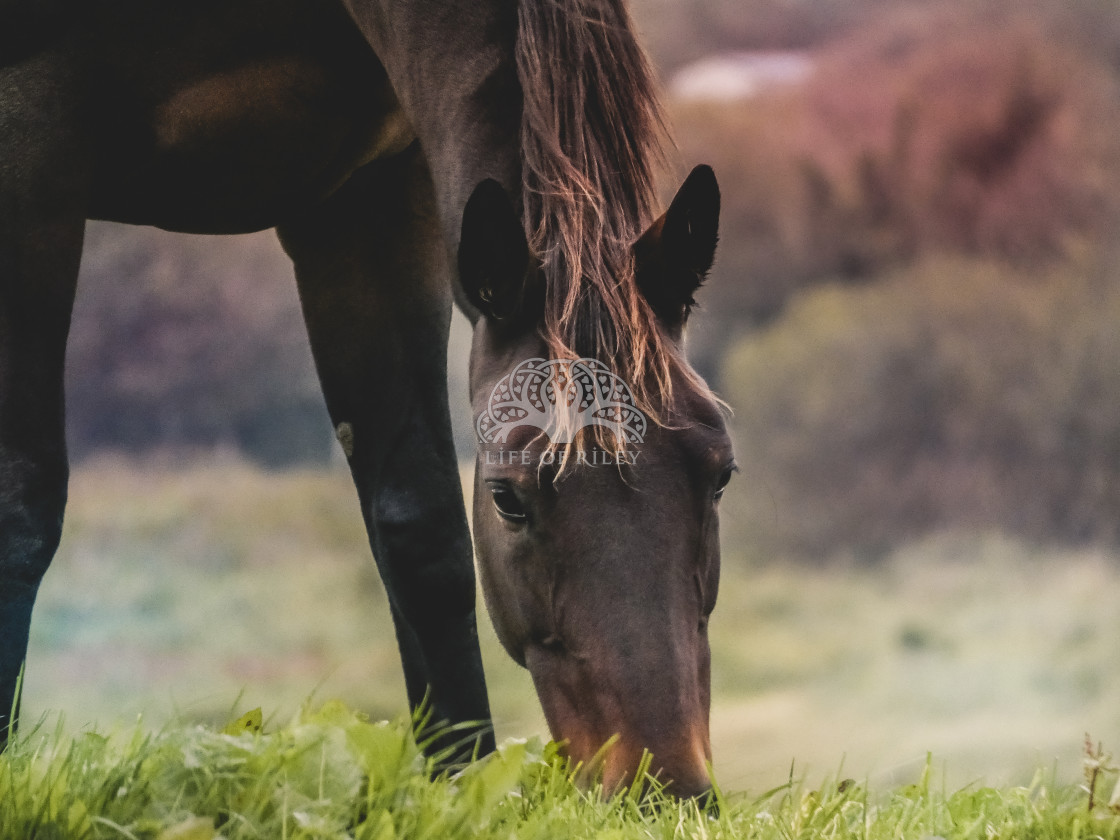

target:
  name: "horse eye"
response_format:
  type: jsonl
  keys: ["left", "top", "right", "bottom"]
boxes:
{"left": 713, "top": 463, "right": 737, "bottom": 502}
{"left": 489, "top": 483, "right": 528, "bottom": 523}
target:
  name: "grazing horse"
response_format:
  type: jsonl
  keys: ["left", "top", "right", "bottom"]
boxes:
{"left": 0, "top": 0, "right": 731, "bottom": 796}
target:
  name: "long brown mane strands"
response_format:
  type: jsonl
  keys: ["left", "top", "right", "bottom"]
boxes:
{"left": 516, "top": 0, "right": 684, "bottom": 426}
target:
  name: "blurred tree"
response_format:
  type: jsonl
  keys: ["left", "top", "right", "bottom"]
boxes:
{"left": 632, "top": 0, "right": 903, "bottom": 72}
{"left": 66, "top": 223, "right": 334, "bottom": 466}
{"left": 675, "top": 2, "right": 1120, "bottom": 383}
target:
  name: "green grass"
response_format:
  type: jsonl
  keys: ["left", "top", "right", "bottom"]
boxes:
{"left": 22, "top": 458, "right": 1120, "bottom": 796}
{"left": 4, "top": 702, "right": 1120, "bottom": 839}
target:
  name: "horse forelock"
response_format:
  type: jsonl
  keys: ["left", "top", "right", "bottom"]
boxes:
{"left": 515, "top": 0, "right": 709, "bottom": 442}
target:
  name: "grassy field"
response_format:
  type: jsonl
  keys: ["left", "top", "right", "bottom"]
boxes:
{"left": 5, "top": 701, "right": 1120, "bottom": 839}
{"left": 21, "top": 458, "right": 1120, "bottom": 799}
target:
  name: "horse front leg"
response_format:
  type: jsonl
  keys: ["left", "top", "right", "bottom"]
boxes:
{"left": 0, "top": 57, "right": 86, "bottom": 746}
{"left": 278, "top": 144, "right": 494, "bottom": 762}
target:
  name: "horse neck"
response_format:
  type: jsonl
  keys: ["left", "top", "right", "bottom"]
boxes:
{"left": 342, "top": 0, "right": 524, "bottom": 246}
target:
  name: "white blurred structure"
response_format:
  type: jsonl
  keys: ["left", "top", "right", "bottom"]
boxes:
{"left": 669, "top": 51, "right": 813, "bottom": 101}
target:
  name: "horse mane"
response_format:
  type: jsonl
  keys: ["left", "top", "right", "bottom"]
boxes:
{"left": 515, "top": 0, "right": 683, "bottom": 427}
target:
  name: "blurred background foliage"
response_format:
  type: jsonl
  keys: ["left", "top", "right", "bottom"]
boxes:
{"left": 67, "top": 0, "right": 1120, "bottom": 559}
{"left": 69, "top": 226, "right": 331, "bottom": 465}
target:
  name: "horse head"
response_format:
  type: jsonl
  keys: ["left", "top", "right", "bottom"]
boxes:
{"left": 459, "top": 166, "right": 732, "bottom": 798}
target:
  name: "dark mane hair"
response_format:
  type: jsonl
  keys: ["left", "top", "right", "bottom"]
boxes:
{"left": 515, "top": 0, "right": 685, "bottom": 420}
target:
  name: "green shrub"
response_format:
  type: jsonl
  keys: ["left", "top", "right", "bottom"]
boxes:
{"left": 722, "top": 256, "right": 1120, "bottom": 558}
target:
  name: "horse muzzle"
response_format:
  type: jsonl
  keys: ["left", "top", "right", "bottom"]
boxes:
{"left": 525, "top": 642, "right": 713, "bottom": 799}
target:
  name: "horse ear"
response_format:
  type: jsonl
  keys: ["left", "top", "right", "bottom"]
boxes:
{"left": 634, "top": 165, "right": 720, "bottom": 328}
{"left": 458, "top": 179, "right": 538, "bottom": 326}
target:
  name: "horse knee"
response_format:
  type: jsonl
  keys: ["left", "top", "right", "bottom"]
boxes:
{"left": 0, "top": 457, "right": 68, "bottom": 587}
{"left": 372, "top": 488, "right": 477, "bottom": 628}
